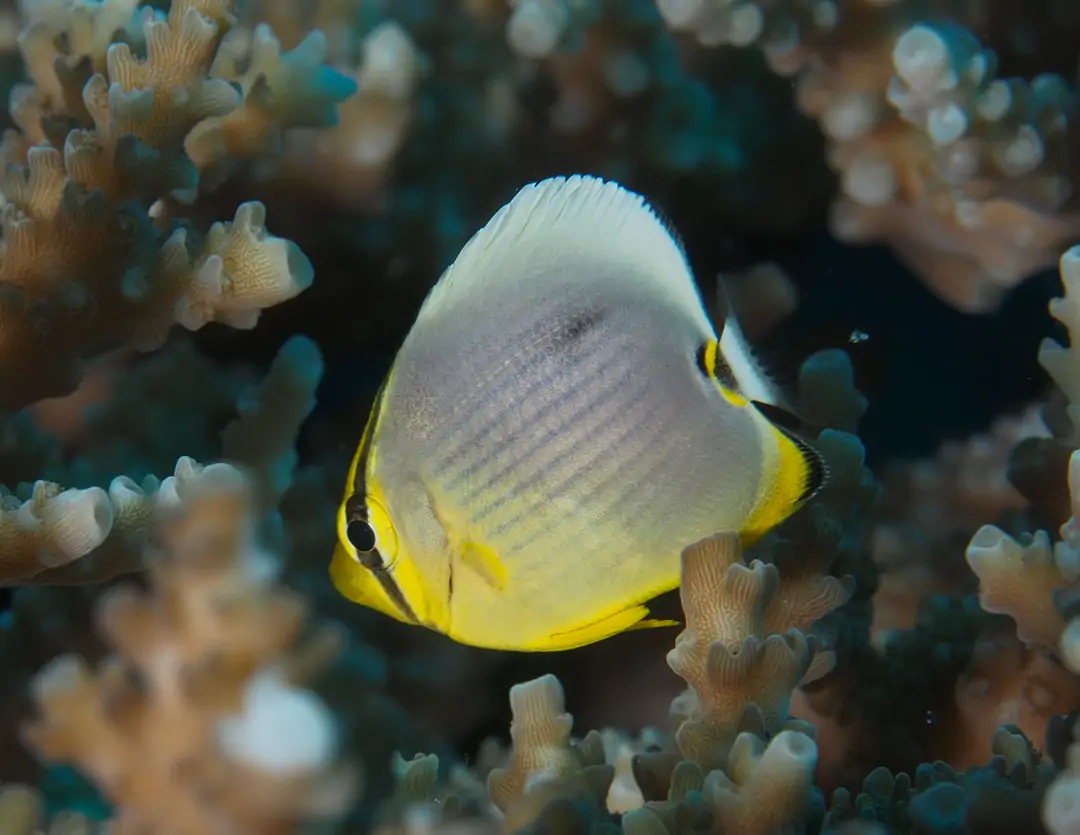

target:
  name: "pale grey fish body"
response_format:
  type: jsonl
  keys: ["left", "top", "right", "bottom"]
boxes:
{"left": 369, "top": 255, "right": 773, "bottom": 637}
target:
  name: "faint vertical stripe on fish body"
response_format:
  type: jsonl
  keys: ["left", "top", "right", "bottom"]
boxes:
{"left": 428, "top": 300, "right": 629, "bottom": 494}
{"left": 496, "top": 369, "right": 686, "bottom": 563}
{"left": 438, "top": 319, "right": 631, "bottom": 497}
{"left": 459, "top": 341, "right": 641, "bottom": 521}
{"left": 422, "top": 305, "right": 579, "bottom": 457}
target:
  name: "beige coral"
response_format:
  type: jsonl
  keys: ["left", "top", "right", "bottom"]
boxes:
{"left": 966, "top": 526, "right": 1069, "bottom": 649}
{"left": 20, "top": 461, "right": 357, "bottom": 835}
{"left": 0, "top": 456, "right": 225, "bottom": 586}
{"left": 704, "top": 730, "right": 818, "bottom": 835}
{"left": 275, "top": 19, "right": 425, "bottom": 208}
{"left": 965, "top": 447, "right": 1080, "bottom": 659}
{"left": 948, "top": 626, "right": 1077, "bottom": 770}
{"left": 666, "top": 533, "right": 850, "bottom": 770}
{"left": 623, "top": 732, "right": 818, "bottom": 835}
{"left": 659, "top": 1, "right": 1080, "bottom": 312}
{"left": 486, "top": 674, "right": 581, "bottom": 811}
{"left": 0, "top": 0, "right": 351, "bottom": 411}
{"left": 872, "top": 405, "right": 1044, "bottom": 642}
{"left": 1041, "top": 246, "right": 1080, "bottom": 441}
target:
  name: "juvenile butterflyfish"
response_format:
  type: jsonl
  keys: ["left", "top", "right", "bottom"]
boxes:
{"left": 331, "top": 175, "right": 826, "bottom": 651}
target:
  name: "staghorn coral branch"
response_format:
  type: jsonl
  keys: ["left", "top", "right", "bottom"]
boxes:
{"left": 1, "top": 332, "right": 324, "bottom": 586}
{"left": 0, "top": 458, "right": 204, "bottom": 587}
{"left": 659, "top": 0, "right": 1080, "bottom": 312}
{"left": 186, "top": 23, "right": 359, "bottom": 178}
{"left": 0, "top": 0, "right": 354, "bottom": 412}
{"left": 704, "top": 730, "right": 818, "bottom": 835}
{"left": 484, "top": 673, "right": 616, "bottom": 830}
{"left": 965, "top": 526, "right": 1070, "bottom": 650}
{"left": 486, "top": 674, "right": 580, "bottom": 811}
{"left": 966, "top": 444, "right": 1080, "bottom": 669}
{"left": 221, "top": 334, "right": 324, "bottom": 512}
{"left": 665, "top": 532, "right": 850, "bottom": 771}
{"left": 1040, "top": 246, "right": 1080, "bottom": 440}
{"left": 20, "top": 460, "right": 358, "bottom": 835}
{"left": 669, "top": 532, "right": 765, "bottom": 662}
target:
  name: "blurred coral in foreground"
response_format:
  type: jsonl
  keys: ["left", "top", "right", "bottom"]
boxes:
{"left": 3, "top": 0, "right": 1080, "bottom": 833}
{"left": 22, "top": 460, "right": 358, "bottom": 834}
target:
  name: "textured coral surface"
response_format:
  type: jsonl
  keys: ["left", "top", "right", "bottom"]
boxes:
{"left": 2, "top": 0, "right": 1080, "bottom": 834}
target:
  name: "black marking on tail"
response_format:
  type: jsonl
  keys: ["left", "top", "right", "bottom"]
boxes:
{"left": 694, "top": 341, "right": 739, "bottom": 390}
{"left": 693, "top": 343, "right": 711, "bottom": 377}
{"left": 779, "top": 428, "right": 828, "bottom": 505}
{"left": 751, "top": 400, "right": 804, "bottom": 432}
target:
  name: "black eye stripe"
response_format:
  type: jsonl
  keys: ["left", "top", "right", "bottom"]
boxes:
{"left": 351, "top": 382, "right": 388, "bottom": 500}
{"left": 345, "top": 493, "right": 366, "bottom": 521}
{"left": 341, "top": 380, "right": 420, "bottom": 625}
{"left": 343, "top": 515, "right": 420, "bottom": 625}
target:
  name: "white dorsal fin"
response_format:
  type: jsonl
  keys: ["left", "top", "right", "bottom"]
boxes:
{"left": 718, "top": 314, "right": 787, "bottom": 409}
{"left": 417, "top": 175, "right": 707, "bottom": 324}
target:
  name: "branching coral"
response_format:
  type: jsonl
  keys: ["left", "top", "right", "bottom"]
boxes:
{"left": 1, "top": 1, "right": 1077, "bottom": 832}
{"left": 345, "top": 520, "right": 852, "bottom": 835}
{"left": 276, "top": 19, "right": 426, "bottom": 208}
{"left": 1042, "top": 247, "right": 1080, "bottom": 444}
{"left": 486, "top": 676, "right": 615, "bottom": 831}
{"left": 948, "top": 623, "right": 1077, "bottom": 771}
{"left": 966, "top": 248, "right": 1080, "bottom": 662}
{"left": 19, "top": 459, "right": 358, "bottom": 834}
{"left": 0, "top": 333, "right": 322, "bottom": 586}
{"left": 658, "top": 0, "right": 1080, "bottom": 312}
{"left": 0, "top": 0, "right": 354, "bottom": 411}
{"left": 966, "top": 520, "right": 1071, "bottom": 651}
{"left": 220, "top": 333, "right": 323, "bottom": 515}
{"left": 824, "top": 725, "right": 1054, "bottom": 835}
{"left": 872, "top": 405, "right": 1046, "bottom": 641}
{"left": 666, "top": 532, "right": 850, "bottom": 771}
{"left": 617, "top": 533, "right": 844, "bottom": 835}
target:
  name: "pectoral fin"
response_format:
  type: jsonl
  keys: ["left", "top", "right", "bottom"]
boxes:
{"left": 460, "top": 540, "right": 509, "bottom": 590}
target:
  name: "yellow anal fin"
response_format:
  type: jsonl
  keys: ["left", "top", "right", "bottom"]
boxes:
{"left": 541, "top": 606, "right": 677, "bottom": 651}
{"left": 627, "top": 618, "right": 679, "bottom": 631}
{"left": 460, "top": 540, "right": 509, "bottom": 590}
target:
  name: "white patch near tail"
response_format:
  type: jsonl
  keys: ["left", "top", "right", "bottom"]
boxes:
{"left": 416, "top": 175, "right": 710, "bottom": 329}
{"left": 718, "top": 315, "right": 786, "bottom": 408}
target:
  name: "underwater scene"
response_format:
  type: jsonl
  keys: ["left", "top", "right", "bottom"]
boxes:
{"left": 3, "top": 0, "right": 1080, "bottom": 832}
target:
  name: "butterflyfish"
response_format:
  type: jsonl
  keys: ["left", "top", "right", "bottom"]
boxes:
{"left": 331, "top": 175, "right": 825, "bottom": 652}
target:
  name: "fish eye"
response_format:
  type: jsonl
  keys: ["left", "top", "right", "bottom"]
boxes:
{"left": 339, "top": 492, "right": 398, "bottom": 568}
{"left": 346, "top": 518, "right": 378, "bottom": 553}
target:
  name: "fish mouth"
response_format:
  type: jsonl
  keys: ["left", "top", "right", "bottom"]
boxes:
{"left": 330, "top": 544, "right": 420, "bottom": 625}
